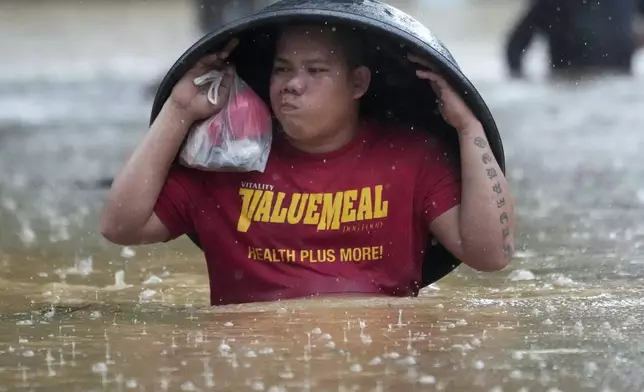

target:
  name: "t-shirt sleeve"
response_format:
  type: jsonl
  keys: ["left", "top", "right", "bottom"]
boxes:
{"left": 154, "top": 165, "right": 196, "bottom": 241}
{"left": 415, "top": 137, "right": 462, "bottom": 226}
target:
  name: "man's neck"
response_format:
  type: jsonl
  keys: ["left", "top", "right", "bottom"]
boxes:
{"left": 285, "top": 117, "right": 360, "bottom": 155}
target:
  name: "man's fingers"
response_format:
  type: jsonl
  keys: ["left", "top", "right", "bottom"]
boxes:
{"left": 196, "top": 53, "right": 222, "bottom": 68}
{"left": 408, "top": 53, "right": 454, "bottom": 92}
{"left": 416, "top": 69, "right": 436, "bottom": 80}
{"left": 192, "top": 38, "right": 239, "bottom": 71}
{"left": 219, "top": 38, "right": 240, "bottom": 59}
{"left": 214, "top": 66, "right": 236, "bottom": 104}
{"left": 407, "top": 53, "right": 426, "bottom": 64}
{"left": 407, "top": 52, "right": 436, "bottom": 71}
{"left": 416, "top": 69, "right": 449, "bottom": 92}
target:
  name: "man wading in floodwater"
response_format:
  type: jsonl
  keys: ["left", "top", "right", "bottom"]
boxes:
{"left": 100, "top": 24, "right": 516, "bottom": 305}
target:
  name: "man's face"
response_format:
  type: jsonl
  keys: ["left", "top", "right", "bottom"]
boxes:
{"left": 269, "top": 26, "right": 370, "bottom": 144}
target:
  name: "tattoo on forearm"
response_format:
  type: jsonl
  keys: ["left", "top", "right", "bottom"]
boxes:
{"left": 492, "top": 182, "right": 502, "bottom": 194}
{"left": 500, "top": 212, "right": 508, "bottom": 224}
{"left": 501, "top": 218, "right": 513, "bottom": 261}
{"left": 476, "top": 139, "right": 513, "bottom": 262}
{"left": 474, "top": 137, "right": 488, "bottom": 148}
{"left": 486, "top": 168, "right": 497, "bottom": 179}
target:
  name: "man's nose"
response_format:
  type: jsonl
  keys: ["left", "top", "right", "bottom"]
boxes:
{"left": 283, "top": 72, "right": 305, "bottom": 94}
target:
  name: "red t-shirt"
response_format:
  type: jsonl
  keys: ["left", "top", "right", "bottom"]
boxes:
{"left": 154, "top": 121, "right": 461, "bottom": 305}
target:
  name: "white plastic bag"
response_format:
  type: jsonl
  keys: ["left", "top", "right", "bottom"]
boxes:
{"left": 179, "top": 69, "right": 273, "bottom": 172}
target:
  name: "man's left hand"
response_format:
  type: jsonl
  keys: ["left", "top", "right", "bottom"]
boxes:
{"left": 407, "top": 53, "right": 479, "bottom": 133}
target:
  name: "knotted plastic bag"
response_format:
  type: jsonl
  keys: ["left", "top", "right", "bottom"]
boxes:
{"left": 179, "top": 69, "right": 273, "bottom": 172}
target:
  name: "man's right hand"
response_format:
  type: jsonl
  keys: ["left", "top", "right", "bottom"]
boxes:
{"left": 100, "top": 38, "right": 240, "bottom": 246}
{"left": 168, "top": 38, "right": 240, "bottom": 122}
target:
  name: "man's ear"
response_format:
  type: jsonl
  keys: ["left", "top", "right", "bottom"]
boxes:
{"left": 351, "top": 66, "right": 371, "bottom": 99}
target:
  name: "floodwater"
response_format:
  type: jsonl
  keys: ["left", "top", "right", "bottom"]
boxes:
{"left": 1, "top": 0, "right": 644, "bottom": 390}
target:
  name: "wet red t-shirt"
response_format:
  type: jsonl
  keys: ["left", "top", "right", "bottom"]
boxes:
{"left": 154, "top": 121, "right": 461, "bottom": 305}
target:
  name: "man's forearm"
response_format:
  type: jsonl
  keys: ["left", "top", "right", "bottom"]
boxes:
{"left": 457, "top": 122, "right": 515, "bottom": 263}
{"left": 101, "top": 101, "right": 195, "bottom": 236}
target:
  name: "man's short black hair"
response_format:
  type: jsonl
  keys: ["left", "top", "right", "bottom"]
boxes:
{"left": 276, "top": 22, "right": 367, "bottom": 69}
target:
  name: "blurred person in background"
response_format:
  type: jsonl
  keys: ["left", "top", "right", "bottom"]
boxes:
{"left": 145, "top": 0, "right": 271, "bottom": 98}
{"left": 505, "top": 0, "right": 644, "bottom": 79}
{"left": 145, "top": 0, "right": 274, "bottom": 97}
{"left": 195, "top": 0, "right": 273, "bottom": 34}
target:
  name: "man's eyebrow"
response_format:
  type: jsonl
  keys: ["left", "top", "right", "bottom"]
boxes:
{"left": 304, "top": 57, "right": 329, "bottom": 64}
{"left": 273, "top": 56, "right": 329, "bottom": 64}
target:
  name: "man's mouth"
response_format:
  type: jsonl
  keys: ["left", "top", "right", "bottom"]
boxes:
{"left": 280, "top": 102, "right": 299, "bottom": 111}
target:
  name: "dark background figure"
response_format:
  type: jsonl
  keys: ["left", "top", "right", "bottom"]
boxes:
{"left": 143, "top": 1, "right": 270, "bottom": 100}
{"left": 505, "top": 0, "right": 644, "bottom": 79}
{"left": 195, "top": 0, "right": 270, "bottom": 35}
